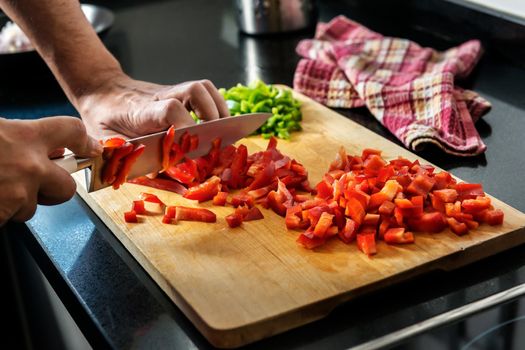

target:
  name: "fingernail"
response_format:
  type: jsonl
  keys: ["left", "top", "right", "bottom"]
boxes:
{"left": 89, "top": 137, "right": 104, "bottom": 157}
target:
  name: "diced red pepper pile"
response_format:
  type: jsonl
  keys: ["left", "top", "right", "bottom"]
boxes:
{"left": 104, "top": 130, "right": 311, "bottom": 228}
{"left": 102, "top": 131, "right": 505, "bottom": 257}
{"left": 287, "top": 147, "right": 504, "bottom": 255}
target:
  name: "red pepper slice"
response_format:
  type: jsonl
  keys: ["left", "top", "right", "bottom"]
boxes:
{"left": 139, "top": 192, "right": 165, "bottom": 206}
{"left": 183, "top": 176, "right": 221, "bottom": 202}
{"left": 162, "top": 126, "right": 176, "bottom": 172}
{"left": 113, "top": 144, "right": 146, "bottom": 189}
{"left": 101, "top": 142, "right": 134, "bottom": 184}
{"left": 175, "top": 206, "right": 216, "bottom": 223}
{"left": 128, "top": 176, "right": 188, "bottom": 195}
{"left": 102, "top": 137, "right": 126, "bottom": 149}
{"left": 180, "top": 132, "right": 192, "bottom": 154}
{"left": 189, "top": 134, "right": 199, "bottom": 152}
{"left": 212, "top": 191, "right": 228, "bottom": 206}
{"left": 228, "top": 145, "right": 248, "bottom": 189}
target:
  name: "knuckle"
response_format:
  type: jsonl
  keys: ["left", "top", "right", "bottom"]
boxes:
{"left": 199, "top": 79, "right": 214, "bottom": 88}
{"left": 163, "top": 99, "right": 184, "bottom": 115}
{"left": 69, "top": 117, "right": 87, "bottom": 136}
{"left": 188, "top": 82, "right": 206, "bottom": 95}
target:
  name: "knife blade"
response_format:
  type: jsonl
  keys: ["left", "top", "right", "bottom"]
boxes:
{"left": 54, "top": 112, "right": 272, "bottom": 192}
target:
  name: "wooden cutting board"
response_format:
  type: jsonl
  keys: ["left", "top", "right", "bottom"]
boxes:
{"left": 75, "top": 87, "right": 525, "bottom": 348}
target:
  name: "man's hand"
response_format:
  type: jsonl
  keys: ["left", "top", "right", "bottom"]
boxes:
{"left": 0, "top": 117, "right": 103, "bottom": 226}
{"left": 76, "top": 74, "right": 230, "bottom": 139}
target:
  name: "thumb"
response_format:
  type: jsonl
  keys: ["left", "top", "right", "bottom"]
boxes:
{"left": 37, "top": 116, "right": 102, "bottom": 158}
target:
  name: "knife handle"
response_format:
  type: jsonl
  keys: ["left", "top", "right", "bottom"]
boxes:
{"left": 52, "top": 154, "right": 92, "bottom": 174}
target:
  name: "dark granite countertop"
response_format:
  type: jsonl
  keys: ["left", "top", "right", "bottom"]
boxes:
{"left": 2, "top": 0, "right": 525, "bottom": 349}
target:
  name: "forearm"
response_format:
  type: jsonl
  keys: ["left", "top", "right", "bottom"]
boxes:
{"left": 0, "top": 0, "right": 123, "bottom": 106}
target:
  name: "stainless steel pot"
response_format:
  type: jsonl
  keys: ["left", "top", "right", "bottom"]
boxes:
{"left": 235, "top": 0, "right": 317, "bottom": 35}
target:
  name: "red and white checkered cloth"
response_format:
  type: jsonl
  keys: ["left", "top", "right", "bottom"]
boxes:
{"left": 294, "top": 16, "right": 491, "bottom": 156}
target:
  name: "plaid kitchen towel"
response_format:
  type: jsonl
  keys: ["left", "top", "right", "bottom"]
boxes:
{"left": 293, "top": 16, "right": 491, "bottom": 156}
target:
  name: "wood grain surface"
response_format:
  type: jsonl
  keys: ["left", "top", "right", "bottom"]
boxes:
{"left": 74, "top": 87, "right": 525, "bottom": 348}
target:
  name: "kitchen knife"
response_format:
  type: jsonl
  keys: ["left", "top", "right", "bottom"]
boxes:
{"left": 54, "top": 112, "right": 272, "bottom": 192}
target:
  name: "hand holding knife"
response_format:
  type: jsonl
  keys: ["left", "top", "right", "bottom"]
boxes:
{"left": 53, "top": 113, "right": 272, "bottom": 192}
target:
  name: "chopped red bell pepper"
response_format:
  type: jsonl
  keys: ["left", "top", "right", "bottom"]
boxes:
{"left": 357, "top": 233, "right": 377, "bottom": 256}
{"left": 455, "top": 183, "right": 484, "bottom": 201}
{"left": 165, "top": 206, "right": 177, "bottom": 219}
{"left": 313, "top": 212, "right": 334, "bottom": 237}
{"left": 112, "top": 144, "right": 146, "bottom": 189}
{"left": 446, "top": 217, "right": 468, "bottom": 236}
{"left": 102, "top": 137, "right": 126, "bottom": 149}
{"left": 242, "top": 207, "right": 264, "bottom": 221}
{"left": 139, "top": 192, "right": 165, "bottom": 206}
{"left": 179, "top": 131, "right": 192, "bottom": 154}
{"left": 297, "top": 231, "right": 326, "bottom": 249}
{"left": 102, "top": 142, "right": 134, "bottom": 184}
{"left": 407, "top": 212, "right": 447, "bottom": 233}
{"left": 212, "top": 191, "right": 228, "bottom": 206}
{"left": 480, "top": 209, "right": 504, "bottom": 226}
{"left": 266, "top": 190, "right": 287, "bottom": 217}
{"left": 189, "top": 134, "right": 199, "bottom": 152}
{"left": 230, "top": 193, "right": 255, "bottom": 208}
{"left": 339, "top": 218, "right": 357, "bottom": 244}
{"left": 175, "top": 206, "right": 216, "bottom": 223}
{"left": 128, "top": 176, "right": 188, "bottom": 195}
{"left": 384, "top": 228, "right": 414, "bottom": 244}
{"left": 406, "top": 174, "right": 435, "bottom": 198}
{"left": 433, "top": 189, "right": 458, "bottom": 203}
{"left": 162, "top": 215, "right": 173, "bottom": 224}
{"left": 225, "top": 212, "right": 243, "bottom": 228}
{"left": 461, "top": 196, "right": 491, "bottom": 213}
{"left": 132, "top": 200, "right": 146, "bottom": 215}
{"left": 183, "top": 176, "right": 221, "bottom": 202}
{"left": 124, "top": 210, "right": 138, "bottom": 223}
{"left": 378, "top": 201, "right": 395, "bottom": 216}
{"left": 162, "top": 126, "right": 176, "bottom": 172}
